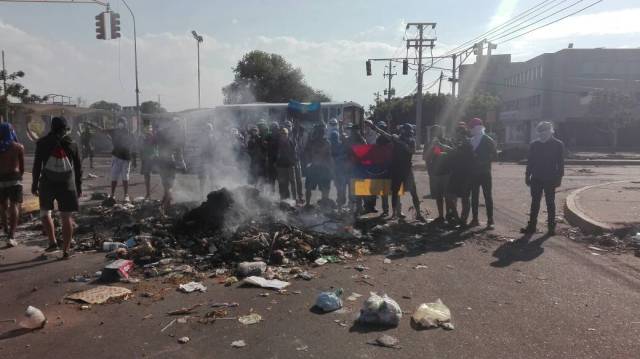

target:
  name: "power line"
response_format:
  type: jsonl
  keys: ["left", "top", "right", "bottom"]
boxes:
{"left": 488, "top": 0, "right": 590, "bottom": 43}
{"left": 496, "top": 0, "right": 603, "bottom": 44}
{"left": 442, "top": 0, "right": 561, "bottom": 56}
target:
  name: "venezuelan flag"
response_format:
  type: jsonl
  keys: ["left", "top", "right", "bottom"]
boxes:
{"left": 350, "top": 143, "right": 399, "bottom": 196}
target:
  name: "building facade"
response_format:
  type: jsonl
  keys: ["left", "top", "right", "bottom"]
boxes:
{"left": 460, "top": 48, "right": 640, "bottom": 148}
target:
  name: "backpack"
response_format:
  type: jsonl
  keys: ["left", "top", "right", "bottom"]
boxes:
{"left": 43, "top": 140, "right": 74, "bottom": 183}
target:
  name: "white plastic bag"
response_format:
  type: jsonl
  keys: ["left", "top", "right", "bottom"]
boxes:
{"left": 357, "top": 292, "right": 402, "bottom": 326}
{"left": 315, "top": 289, "right": 343, "bottom": 312}
{"left": 19, "top": 306, "right": 46, "bottom": 329}
{"left": 411, "top": 299, "right": 454, "bottom": 330}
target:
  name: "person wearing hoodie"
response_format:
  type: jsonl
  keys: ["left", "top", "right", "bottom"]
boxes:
{"left": 32, "top": 117, "right": 82, "bottom": 259}
{"left": 521, "top": 122, "right": 565, "bottom": 235}
{"left": 0, "top": 123, "right": 24, "bottom": 247}
{"left": 275, "top": 127, "right": 298, "bottom": 200}
{"left": 467, "top": 118, "right": 497, "bottom": 229}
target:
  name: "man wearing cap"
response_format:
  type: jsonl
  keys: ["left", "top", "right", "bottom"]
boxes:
{"left": 522, "top": 122, "right": 564, "bottom": 235}
{"left": 32, "top": 117, "right": 82, "bottom": 259}
{"left": 468, "top": 118, "right": 497, "bottom": 229}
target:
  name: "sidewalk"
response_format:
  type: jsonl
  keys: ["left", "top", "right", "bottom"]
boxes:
{"left": 564, "top": 180, "right": 640, "bottom": 233}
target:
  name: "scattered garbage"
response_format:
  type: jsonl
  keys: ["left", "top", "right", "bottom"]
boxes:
{"left": 178, "top": 282, "right": 207, "bottom": 293}
{"left": 178, "top": 336, "right": 190, "bottom": 344}
{"left": 66, "top": 286, "right": 132, "bottom": 304}
{"left": 296, "top": 271, "right": 315, "bottom": 280}
{"left": 224, "top": 276, "right": 239, "bottom": 286}
{"left": 314, "top": 258, "right": 328, "bottom": 266}
{"left": 19, "top": 306, "right": 46, "bottom": 330}
{"left": 90, "top": 192, "right": 109, "bottom": 201}
{"left": 411, "top": 299, "right": 454, "bottom": 330}
{"left": 243, "top": 276, "right": 290, "bottom": 290}
{"left": 347, "top": 292, "right": 362, "bottom": 302}
{"left": 383, "top": 258, "right": 391, "bottom": 264}
{"left": 237, "top": 261, "right": 267, "bottom": 277}
{"left": 100, "top": 259, "right": 134, "bottom": 281}
{"left": 231, "top": 340, "right": 246, "bottom": 348}
{"left": 238, "top": 313, "right": 262, "bottom": 325}
{"left": 168, "top": 303, "right": 203, "bottom": 315}
{"left": 357, "top": 292, "right": 402, "bottom": 327}
{"left": 102, "top": 241, "right": 127, "bottom": 252}
{"left": 368, "top": 334, "right": 401, "bottom": 349}
{"left": 314, "top": 289, "right": 343, "bottom": 313}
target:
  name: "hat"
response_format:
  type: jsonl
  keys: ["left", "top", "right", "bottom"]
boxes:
{"left": 51, "top": 117, "right": 68, "bottom": 132}
{"left": 468, "top": 118, "right": 483, "bottom": 129}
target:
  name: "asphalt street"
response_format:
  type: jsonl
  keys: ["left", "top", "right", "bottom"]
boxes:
{"left": 1, "top": 156, "right": 640, "bottom": 358}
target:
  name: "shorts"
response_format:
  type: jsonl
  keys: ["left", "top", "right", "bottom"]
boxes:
{"left": 429, "top": 174, "right": 450, "bottom": 198}
{"left": 38, "top": 180, "right": 78, "bottom": 212}
{"left": 111, "top": 156, "right": 131, "bottom": 181}
{"left": 140, "top": 158, "right": 154, "bottom": 175}
{"left": 305, "top": 165, "right": 331, "bottom": 191}
{"left": 0, "top": 185, "right": 23, "bottom": 203}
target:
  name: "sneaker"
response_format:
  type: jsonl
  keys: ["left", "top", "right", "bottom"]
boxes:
{"left": 45, "top": 243, "right": 59, "bottom": 252}
{"left": 6, "top": 239, "right": 17, "bottom": 248}
{"left": 61, "top": 251, "right": 71, "bottom": 260}
{"left": 468, "top": 219, "right": 480, "bottom": 227}
{"left": 486, "top": 219, "right": 495, "bottom": 230}
{"left": 415, "top": 214, "right": 426, "bottom": 222}
{"left": 381, "top": 211, "right": 389, "bottom": 218}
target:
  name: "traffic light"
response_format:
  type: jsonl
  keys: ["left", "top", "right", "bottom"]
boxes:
{"left": 402, "top": 59, "right": 408, "bottom": 75}
{"left": 110, "top": 12, "right": 121, "bottom": 39}
{"left": 366, "top": 60, "right": 372, "bottom": 76}
{"left": 95, "top": 12, "right": 106, "bottom": 40}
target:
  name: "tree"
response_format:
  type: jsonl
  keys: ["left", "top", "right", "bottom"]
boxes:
{"left": 0, "top": 69, "right": 48, "bottom": 120}
{"left": 588, "top": 89, "right": 639, "bottom": 149}
{"left": 222, "top": 50, "right": 330, "bottom": 104}
{"left": 89, "top": 100, "right": 122, "bottom": 113}
{"left": 140, "top": 101, "right": 166, "bottom": 114}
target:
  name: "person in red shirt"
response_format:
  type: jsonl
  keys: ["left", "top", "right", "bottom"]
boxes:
{"left": 0, "top": 123, "right": 24, "bottom": 247}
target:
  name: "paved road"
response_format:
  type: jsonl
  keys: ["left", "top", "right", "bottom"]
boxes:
{"left": 2, "top": 157, "right": 640, "bottom": 358}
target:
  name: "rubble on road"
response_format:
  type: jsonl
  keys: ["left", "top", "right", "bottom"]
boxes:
{"left": 66, "top": 286, "right": 132, "bottom": 304}
{"left": 368, "top": 334, "right": 401, "bottom": 349}
{"left": 567, "top": 226, "right": 640, "bottom": 255}
{"left": 411, "top": 299, "right": 454, "bottom": 330}
{"left": 357, "top": 292, "right": 402, "bottom": 327}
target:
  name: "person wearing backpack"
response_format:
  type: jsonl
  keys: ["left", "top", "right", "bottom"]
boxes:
{"left": 0, "top": 123, "right": 24, "bottom": 247}
{"left": 32, "top": 117, "right": 82, "bottom": 259}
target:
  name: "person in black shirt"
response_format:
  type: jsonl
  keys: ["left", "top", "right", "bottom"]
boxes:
{"left": 32, "top": 117, "right": 82, "bottom": 259}
{"left": 468, "top": 118, "right": 497, "bottom": 229}
{"left": 365, "top": 120, "right": 425, "bottom": 222}
{"left": 521, "top": 121, "right": 565, "bottom": 235}
{"left": 446, "top": 123, "right": 474, "bottom": 227}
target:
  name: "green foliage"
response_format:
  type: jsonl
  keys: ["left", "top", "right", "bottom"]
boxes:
{"left": 223, "top": 50, "right": 330, "bottom": 104}
{"left": 0, "top": 69, "right": 47, "bottom": 104}
{"left": 140, "top": 101, "right": 167, "bottom": 114}
{"left": 89, "top": 100, "right": 122, "bottom": 113}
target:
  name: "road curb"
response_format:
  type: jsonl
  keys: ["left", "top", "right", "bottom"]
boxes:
{"left": 563, "top": 180, "right": 629, "bottom": 234}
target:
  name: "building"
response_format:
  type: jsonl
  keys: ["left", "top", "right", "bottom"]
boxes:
{"left": 460, "top": 47, "right": 640, "bottom": 149}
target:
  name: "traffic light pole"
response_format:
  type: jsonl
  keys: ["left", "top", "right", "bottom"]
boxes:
{"left": 121, "top": 0, "right": 141, "bottom": 131}
{"left": 406, "top": 22, "right": 436, "bottom": 147}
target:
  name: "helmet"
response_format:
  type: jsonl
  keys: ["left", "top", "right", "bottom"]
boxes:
{"left": 399, "top": 123, "right": 415, "bottom": 136}
{"left": 376, "top": 121, "right": 387, "bottom": 130}
{"left": 283, "top": 120, "right": 293, "bottom": 130}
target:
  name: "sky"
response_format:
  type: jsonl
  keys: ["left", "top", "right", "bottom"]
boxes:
{"left": 1, "top": 0, "right": 639, "bottom": 112}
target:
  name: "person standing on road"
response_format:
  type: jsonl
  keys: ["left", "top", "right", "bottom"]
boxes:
{"left": 373, "top": 121, "right": 391, "bottom": 217}
{"left": 302, "top": 123, "right": 333, "bottom": 207}
{"left": 32, "top": 117, "right": 82, "bottom": 259}
{"left": 521, "top": 121, "right": 565, "bottom": 235}
{"left": 89, "top": 117, "right": 135, "bottom": 202}
{"left": 329, "top": 127, "right": 348, "bottom": 208}
{"left": 365, "top": 120, "right": 425, "bottom": 222}
{"left": 138, "top": 124, "right": 158, "bottom": 199}
{"left": 275, "top": 127, "right": 298, "bottom": 200}
{"left": 0, "top": 123, "right": 24, "bottom": 247}
{"left": 79, "top": 123, "right": 95, "bottom": 170}
{"left": 424, "top": 125, "right": 453, "bottom": 225}
{"left": 446, "top": 123, "right": 473, "bottom": 227}
{"left": 468, "top": 118, "right": 497, "bottom": 229}
{"left": 156, "top": 119, "right": 186, "bottom": 214}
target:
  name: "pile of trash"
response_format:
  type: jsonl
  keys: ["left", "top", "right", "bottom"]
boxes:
{"left": 72, "top": 186, "right": 379, "bottom": 273}
{"left": 566, "top": 226, "right": 640, "bottom": 256}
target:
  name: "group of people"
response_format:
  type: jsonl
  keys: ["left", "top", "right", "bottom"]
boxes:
{"left": 0, "top": 112, "right": 565, "bottom": 256}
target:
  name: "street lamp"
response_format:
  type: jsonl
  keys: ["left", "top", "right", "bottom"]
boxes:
{"left": 191, "top": 30, "right": 203, "bottom": 109}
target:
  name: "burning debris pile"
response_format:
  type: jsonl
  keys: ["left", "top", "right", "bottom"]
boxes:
{"left": 73, "top": 186, "right": 378, "bottom": 271}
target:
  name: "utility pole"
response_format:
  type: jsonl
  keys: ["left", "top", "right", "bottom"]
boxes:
{"left": 192, "top": 30, "right": 204, "bottom": 109}
{"left": 406, "top": 22, "right": 436, "bottom": 147}
{"left": 1, "top": 50, "right": 7, "bottom": 123}
{"left": 437, "top": 71, "right": 444, "bottom": 96}
{"left": 121, "top": 0, "right": 141, "bottom": 131}
{"left": 449, "top": 53, "right": 458, "bottom": 98}
{"left": 383, "top": 59, "right": 396, "bottom": 101}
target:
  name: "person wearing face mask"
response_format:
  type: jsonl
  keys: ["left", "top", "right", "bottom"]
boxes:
{"left": 521, "top": 121, "right": 564, "bottom": 235}
{"left": 468, "top": 118, "right": 497, "bottom": 229}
